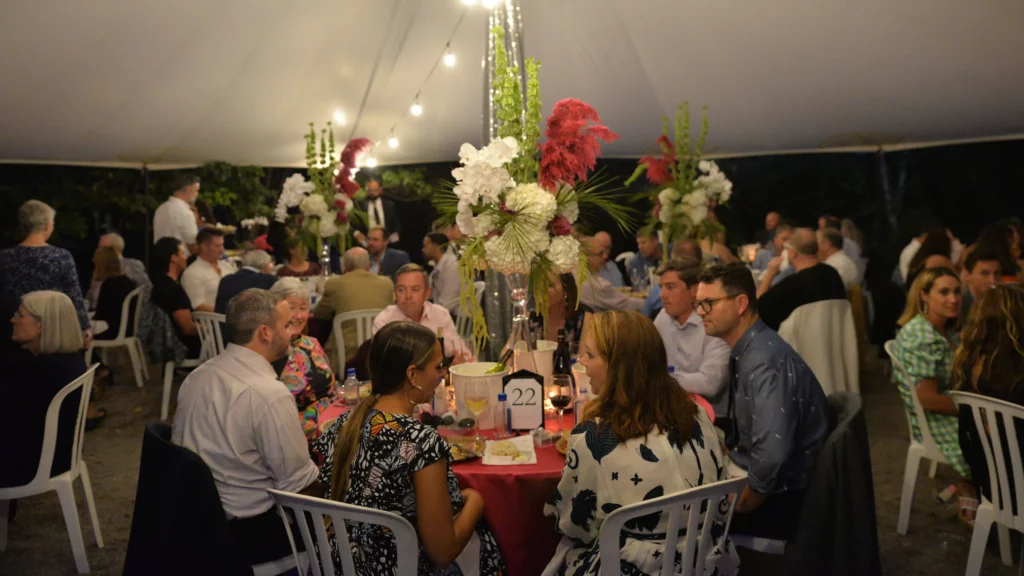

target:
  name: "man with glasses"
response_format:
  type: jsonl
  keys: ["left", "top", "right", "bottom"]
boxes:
{"left": 756, "top": 227, "right": 846, "bottom": 331}
{"left": 653, "top": 258, "right": 731, "bottom": 422}
{"left": 695, "top": 263, "right": 828, "bottom": 541}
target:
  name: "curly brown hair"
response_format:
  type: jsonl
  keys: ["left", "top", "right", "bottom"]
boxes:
{"left": 953, "top": 284, "right": 1024, "bottom": 401}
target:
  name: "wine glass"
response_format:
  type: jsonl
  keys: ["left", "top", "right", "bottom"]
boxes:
{"left": 547, "top": 374, "right": 574, "bottom": 433}
{"left": 464, "top": 379, "right": 490, "bottom": 444}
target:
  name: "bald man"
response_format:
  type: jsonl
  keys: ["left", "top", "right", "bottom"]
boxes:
{"left": 756, "top": 227, "right": 846, "bottom": 331}
{"left": 593, "top": 231, "right": 625, "bottom": 287}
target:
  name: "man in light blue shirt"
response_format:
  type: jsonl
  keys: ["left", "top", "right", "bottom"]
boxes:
{"left": 752, "top": 221, "right": 794, "bottom": 286}
{"left": 653, "top": 258, "right": 731, "bottom": 419}
{"left": 592, "top": 231, "right": 625, "bottom": 287}
{"left": 627, "top": 227, "right": 661, "bottom": 286}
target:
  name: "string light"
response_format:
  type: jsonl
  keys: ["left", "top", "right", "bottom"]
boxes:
{"left": 410, "top": 96, "right": 423, "bottom": 117}
{"left": 365, "top": 157, "right": 378, "bottom": 168}
{"left": 443, "top": 44, "right": 456, "bottom": 68}
{"left": 482, "top": 0, "right": 499, "bottom": 8}
{"left": 333, "top": 109, "right": 347, "bottom": 125}
{"left": 388, "top": 135, "right": 400, "bottom": 149}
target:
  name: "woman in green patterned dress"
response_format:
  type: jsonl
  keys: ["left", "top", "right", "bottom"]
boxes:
{"left": 893, "top": 266, "right": 977, "bottom": 524}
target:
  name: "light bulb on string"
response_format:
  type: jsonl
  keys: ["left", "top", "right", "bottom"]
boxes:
{"left": 410, "top": 99, "right": 423, "bottom": 117}
{"left": 481, "top": 0, "right": 498, "bottom": 8}
{"left": 333, "top": 109, "right": 347, "bottom": 125}
{"left": 365, "top": 157, "right": 378, "bottom": 168}
{"left": 443, "top": 45, "right": 456, "bottom": 68}
{"left": 388, "top": 135, "right": 399, "bottom": 149}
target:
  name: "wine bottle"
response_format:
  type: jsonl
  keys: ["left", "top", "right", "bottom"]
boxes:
{"left": 553, "top": 328, "right": 575, "bottom": 387}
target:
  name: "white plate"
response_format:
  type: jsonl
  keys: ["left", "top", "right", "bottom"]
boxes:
{"left": 482, "top": 435, "right": 537, "bottom": 466}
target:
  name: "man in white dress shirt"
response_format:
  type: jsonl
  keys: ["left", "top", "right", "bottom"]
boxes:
{"left": 817, "top": 228, "right": 861, "bottom": 290}
{"left": 580, "top": 237, "right": 643, "bottom": 312}
{"left": 898, "top": 222, "right": 964, "bottom": 285}
{"left": 180, "top": 227, "right": 236, "bottom": 311}
{"left": 423, "top": 232, "right": 460, "bottom": 313}
{"left": 153, "top": 173, "right": 202, "bottom": 255}
{"left": 652, "top": 258, "right": 731, "bottom": 421}
{"left": 373, "top": 263, "right": 470, "bottom": 360}
{"left": 172, "top": 288, "right": 320, "bottom": 565}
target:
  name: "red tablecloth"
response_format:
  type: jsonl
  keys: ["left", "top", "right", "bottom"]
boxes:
{"left": 317, "top": 395, "right": 714, "bottom": 576}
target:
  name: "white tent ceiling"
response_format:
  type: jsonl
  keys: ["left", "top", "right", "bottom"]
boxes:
{"left": 2, "top": 0, "right": 1023, "bottom": 167}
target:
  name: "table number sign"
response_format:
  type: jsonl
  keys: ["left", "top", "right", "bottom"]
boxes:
{"left": 502, "top": 370, "right": 544, "bottom": 431}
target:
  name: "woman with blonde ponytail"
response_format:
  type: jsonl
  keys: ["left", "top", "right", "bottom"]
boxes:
{"left": 310, "top": 321, "right": 504, "bottom": 575}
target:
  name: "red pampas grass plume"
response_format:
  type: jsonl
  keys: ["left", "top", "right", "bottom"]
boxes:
{"left": 539, "top": 99, "right": 619, "bottom": 191}
{"left": 334, "top": 137, "right": 373, "bottom": 197}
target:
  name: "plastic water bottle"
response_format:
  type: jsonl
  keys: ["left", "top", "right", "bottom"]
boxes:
{"left": 574, "top": 387, "right": 588, "bottom": 426}
{"left": 493, "top": 393, "right": 512, "bottom": 439}
{"left": 433, "top": 380, "right": 447, "bottom": 415}
{"left": 343, "top": 368, "right": 359, "bottom": 407}
{"left": 668, "top": 365, "right": 675, "bottom": 375}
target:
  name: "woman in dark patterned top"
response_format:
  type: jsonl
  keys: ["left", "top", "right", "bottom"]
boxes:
{"left": 0, "top": 201, "right": 90, "bottom": 360}
{"left": 311, "top": 321, "right": 504, "bottom": 575}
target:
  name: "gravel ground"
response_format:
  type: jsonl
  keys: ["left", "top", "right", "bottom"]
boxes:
{"left": 0, "top": 348, "right": 1019, "bottom": 575}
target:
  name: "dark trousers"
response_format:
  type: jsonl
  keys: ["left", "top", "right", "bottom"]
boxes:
{"left": 226, "top": 507, "right": 304, "bottom": 566}
{"left": 730, "top": 489, "right": 807, "bottom": 541}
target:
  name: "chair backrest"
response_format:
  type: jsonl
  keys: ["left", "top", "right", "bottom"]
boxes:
{"left": 267, "top": 488, "right": 418, "bottom": 576}
{"left": 115, "top": 286, "right": 145, "bottom": 340}
{"left": 332, "top": 309, "right": 380, "bottom": 370}
{"left": 598, "top": 476, "right": 747, "bottom": 576}
{"left": 777, "top": 299, "right": 859, "bottom": 395}
{"left": 950, "top": 391, "right": 1024, "bottom": 530}
{"left": 885, "top": 339, "right": 942, "bottom": 453}
{"left": 21, "top": 364, "right": 99, "bottom": 491}
{"left": 615, "top": 251, "right": 635, "bottom": 263}
{"left": 193, "top": 312, "right": 227, "bottom": 361}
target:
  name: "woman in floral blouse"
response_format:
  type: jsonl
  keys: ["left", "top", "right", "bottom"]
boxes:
{"left": 893, "top": 266, "right": 976, "bottom": 524}
{"left": 269, "top": 278, "right": 337, "bottom": 439}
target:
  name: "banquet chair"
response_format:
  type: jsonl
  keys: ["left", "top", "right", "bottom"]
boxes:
{"left": 193, "top": 311, "right": 227, "bottom": 361}
{"left": 161, "top": 358, "right": 202, "bottom": 421}
{"left": 614, "top": 251, "right": 635, "bottom": 264}
{"left": 0, "top": 365, "right": 102, "bottom": 574}
{"left": 332, "top": 309, "right": 380, "bottom": 371}
{"left": 778, "top": 299, "right": 859, "bottom": 395}
{"left": 949, "top": 391, "right": 1022, "bottom": 574}
{"left": 267, "top": 488, "right": 418, "bottom": 576}
{"left": 886, "top": 340, "right": 949, "bottom": 535}
{"left": 85, "top": 286, "right": 147, "bottom": 388}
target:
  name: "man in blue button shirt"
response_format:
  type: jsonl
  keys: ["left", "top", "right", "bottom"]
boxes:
{"left": 695, "top": 262, "right": 828, "bottom": 540}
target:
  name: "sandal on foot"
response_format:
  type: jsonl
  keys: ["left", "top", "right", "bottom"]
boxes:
{"left": 958, "top": 496, "right": 978, "bottom": 528}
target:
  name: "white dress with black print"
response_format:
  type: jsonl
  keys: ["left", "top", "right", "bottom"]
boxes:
{"left": 543, "top": 409, "right": 739, "bottom": 576}
{"left": 312, "top": 410, "right": 505, "bottom": 576}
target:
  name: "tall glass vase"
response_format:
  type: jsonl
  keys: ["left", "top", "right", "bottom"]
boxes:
{"left": 321, "top": 241, "right": 331, "bottom": 277}
{"left": 499, "top": 272, "right": 536, "bottom": 373}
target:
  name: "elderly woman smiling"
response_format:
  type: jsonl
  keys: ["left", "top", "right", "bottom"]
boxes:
{"left": 269, "top": 278, "right": 338, "bottom": 440}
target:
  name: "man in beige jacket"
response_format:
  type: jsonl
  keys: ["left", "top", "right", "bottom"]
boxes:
{"left": 313, "top": 247, "right": 395, "bottom": 372}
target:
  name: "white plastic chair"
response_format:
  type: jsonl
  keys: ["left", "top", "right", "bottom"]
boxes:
{"left": 614, "top": 251, "right": 635, "bottom": 264}
{"left": 85, "top": 286, "right": 147, "bottom": 388}
{"left": 193, "top": 311, "right": 226, "bottom": 361}
{"left": 544, "top": 477, "right": 745, "bottom": 576}
{"left": 267, "top": 488, "right": 418, "bottom": 576}
{"left": 0, "top": 364, "right": 103, "bottom": 573}
{"left": 332, "top": 310, "right": 380, "bottom": 370}
{"left": 949, "top": 391, "right": 1021, "bottom": 574}
{"left": 161, "top": 358, "right": 202, "bottom": 421}
{"left": 885, "top": 339, "right": 948, "bottom": 535}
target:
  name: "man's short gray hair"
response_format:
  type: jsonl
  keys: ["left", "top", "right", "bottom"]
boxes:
{"left": 226, "top": 289, "right": 282, "bottom": 345}
{"left": 241, "top": 249, "right": 272, "bottom": 270}
{"left": 342, "top": 247, "right": 370, "bottom": 271}
{"left": 269, "top": 277, "right": 310, "bottom": 304}
{"left": 394, "top": 263, "right": 430, "bottom": 290}
{"left": 19, "top": 200, "right": 55, "bottom": 235}
{"left": 100, "top": 232, "right": 126, "bottom": 253}
{"left": 820, "top": 228, "right": 844, "bottom": 250}
{"left": 791, "top": 228, "right": 819, "bottom": 257}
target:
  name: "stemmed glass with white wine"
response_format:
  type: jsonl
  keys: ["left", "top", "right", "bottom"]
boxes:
{"left": 464, "top": 379, "right": 490, "bottom": 444}
{"left": 547, "top": 374, "right": 575, "bottom": 433}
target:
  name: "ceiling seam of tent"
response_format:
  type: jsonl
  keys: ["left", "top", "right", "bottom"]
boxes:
{"left": 347, "top": 0, "right": 406, "bottom": 142}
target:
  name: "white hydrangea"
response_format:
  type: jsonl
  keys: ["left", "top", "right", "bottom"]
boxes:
{"left": 681, "top": 189, "right": 708, "bottom": 209}
{"left": 556, "top": 185, "right": 580, "bottom": 224}
{"left": 456, "top": 198, "right": 497, "bottom": 238}
{"left": 484, "top": 225, "right": 550, "bottom": 275}
{"left": 299, "top": 194, "right": 328, "bottom": 218}
{"left": 695, "top": 160, "right": 733, "bottom": 204}
{"left": 682, "top": 203, "right": 708, "bottom": 225}
{"left": 658, "top": 187, "right": 681, "bottom": 207}
{"left": 275, "top": 175, "right": 315, "bottom": 223}
{"left": 334, "top": 192, "right": 354, "bottom": 213}
{"left": 546, "top": 235, "right": 580, "bottom": 274}
{"left": 504, "top": 183, "right": 557, "bottom": 226}
{"left": 319, "top": 213, "right": 338, "bottom": 238}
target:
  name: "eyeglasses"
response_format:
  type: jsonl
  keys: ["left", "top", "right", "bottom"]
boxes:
{"left": 694, "top": 294, "right": 738, "bottom": 314}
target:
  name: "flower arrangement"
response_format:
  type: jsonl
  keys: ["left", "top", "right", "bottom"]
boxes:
{"left": 273, "top": 124, "right": 366, "bottom": 257}
{"left": 627, "top": 104, "right": 734, "bottom": 262}
{"left": 240, "top": 216, "right": 269, "bottom": 229}
{"left": 436, "top": 25, "right": 633, "bottom": 349}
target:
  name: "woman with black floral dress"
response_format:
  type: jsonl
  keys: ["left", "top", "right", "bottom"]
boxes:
{"left": 311, "top": 321, "right": 504, "bottom": 575}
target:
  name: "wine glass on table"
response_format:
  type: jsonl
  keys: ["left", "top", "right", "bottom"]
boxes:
{"left": 547, "top": 374, "right": 574, "bottom": 434}
{"left": 464, "top": 379, "right": 490, "bottom": 446}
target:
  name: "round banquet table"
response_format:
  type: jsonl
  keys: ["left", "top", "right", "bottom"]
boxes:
{"left": 316, "top": 394, "right": 715, "bottom": 576}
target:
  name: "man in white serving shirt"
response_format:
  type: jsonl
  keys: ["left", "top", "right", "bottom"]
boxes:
{"left": 180, "top": 227, "right": 236, "bottom": 311}
{"left": 817, "top": 228, "right": 861, "bottom": 291}
{"left": 153, "top": 173, "right": 202, "bottom": 255}
{"left": 652, "top": 258, "right": 731, "bottom": 422}
{"left": 423, "top": 232, "right": 460, "bottom": 313}
{"left": 172, "top": 288, "right": 320, "bottom": 566}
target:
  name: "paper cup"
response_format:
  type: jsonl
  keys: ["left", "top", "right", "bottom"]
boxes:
{"left": 450, "top": 362, "right": 509, "bottom": 430}
{"left": 572, "top": 363, "right": 591, "bottom": 399}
